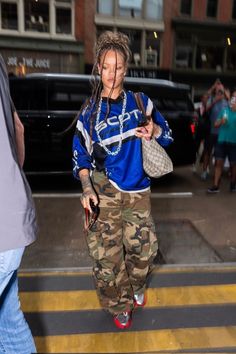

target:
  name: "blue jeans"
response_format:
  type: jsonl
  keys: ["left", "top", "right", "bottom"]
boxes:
{"left": 0, "top": 248, "right": 36, "bottom": 354}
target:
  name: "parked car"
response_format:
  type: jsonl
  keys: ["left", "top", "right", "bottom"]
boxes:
{"left": 9, "top": 73, "right": 196, "bottom": 174}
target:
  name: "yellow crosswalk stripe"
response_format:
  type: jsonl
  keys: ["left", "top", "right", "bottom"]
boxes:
{"left": 19, "top": 265, "right": 236, "bottom": 278}
{"left": 19, "top": 268, "right": 236, "bottom": 353}
{"left": 34, "top": 326, "right": 236, "bottom": 353}
{"left": 20, "top": 283, "right": 236, "bottom": 312}
{"left": 21, "top": 290, "right": 100, "bottom": 311}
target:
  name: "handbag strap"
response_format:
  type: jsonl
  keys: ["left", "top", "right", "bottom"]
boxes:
{"left": 134, "top": 92, "right": 147, "bottom": 117}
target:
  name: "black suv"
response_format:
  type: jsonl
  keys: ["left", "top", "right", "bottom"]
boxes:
{"left": 9, "top": 73, "right": 196, "bottom": 174}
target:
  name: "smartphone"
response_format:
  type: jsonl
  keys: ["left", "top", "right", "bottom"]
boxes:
{"left": 84, "top": 201, "right": 99, "bottom": 231}
{"left": 138, "top": 115, "right": 150, "bottom": 127}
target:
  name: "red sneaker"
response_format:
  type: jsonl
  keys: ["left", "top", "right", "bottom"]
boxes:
{"left": 113, "top": 311, "right": 132, "bottom": 329}
{"left": 134, "top": 293, "right": 147, "bottom": 307}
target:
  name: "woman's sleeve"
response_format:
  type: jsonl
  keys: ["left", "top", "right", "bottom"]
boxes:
{"left": 145, "top": 95, "right": 174, "bottom": 147}
{"left": 72, "top": 112, "right": 93, "bottom": 179}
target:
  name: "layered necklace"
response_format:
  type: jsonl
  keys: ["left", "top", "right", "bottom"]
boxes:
{"left": 95, "top": 91, "right": 127, "bottom": 156}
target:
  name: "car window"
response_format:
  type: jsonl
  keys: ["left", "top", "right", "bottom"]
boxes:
{"left": 10, "top": 79, "right": 47, "bottom": 110}
{"left": 151, "top": 98, "right": 164, "bottom": 110}
{"left": 48, "top": 80, "right": 90, "bottom": 111}
{"left": 124, "top": 81, "right": 193, "bottom": 112}
{"left": 10, "top": 76, "right": 193, "bottom": 113}
{"left": 160, "top": 98, "right": 191, "bottom": 111}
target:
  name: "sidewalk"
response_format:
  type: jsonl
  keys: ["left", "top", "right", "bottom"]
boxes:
{"left": 20, "top": 166, "right": 236, "bottom": 270}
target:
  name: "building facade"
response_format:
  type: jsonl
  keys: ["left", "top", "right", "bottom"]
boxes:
{"left": 0, "top": 0, "right": 84, "bottom": 74}
{"left": 1, "top": 0, "right": 236, "bottom": 97}
{"left": 89, "top": 0, "right": 236, "bottom": 97}
{"left": 171, "top": 0, "right": 236, "bottom": 97}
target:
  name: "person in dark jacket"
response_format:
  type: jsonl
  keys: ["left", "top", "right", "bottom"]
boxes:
{"left": 193, "top": 93, "right": 210, "bottom": 172}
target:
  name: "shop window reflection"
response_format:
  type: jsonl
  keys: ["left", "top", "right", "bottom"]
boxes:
{"left": 97, "top": 0, "right": 113, "bottom": 15}
{"left": 196, "top": 45, "right": 223, "bottom": 71}
{"left": 1, "top": 2, "right": 18, "bottom": 30}
{"left": 146, "top": 0, "right": 163, "bottom": 20}
{"left": 118, "top": 28, "right": 142, "bottom": 65}
{"left": 118, "top": 0, "right": 142, "bottom": 18}
{"left": 56, "top": 8, "right": 71, "bottom": 34}
{"left": 24, "top": 0, "right": 49, "bottom": 32}
{"left": 175, "top": 45, "right": 192, "bottom": 69}
{"left": 227, "top": 46, "right": 236, "bottom": 71}
{"left": 145, "top": 31, "right": 160, "bottom": 66}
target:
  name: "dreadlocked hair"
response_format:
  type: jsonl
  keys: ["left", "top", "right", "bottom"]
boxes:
{"left": 95, "top": 31, "right": 131, "bottom": 69}
{"left": 91, "top": 31, "right": 131, "bottom": 97}
{"left": 56, "top": 31, "right": 131, "bottom": 137}
{"left": 87, "top": 31, "right": 131, "bottom": 134}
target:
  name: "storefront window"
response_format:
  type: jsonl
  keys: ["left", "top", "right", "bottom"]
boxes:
{"left": 175, "top": 45, "right": 193, "bottom": 68}
{"left": 118, "top": 28, "right": 141, "bottom": 65}
{"left": 97, "top": 0, "right": 113, "bottom": 15}
{"left": 1, "top": 2, "right": 18, "bottom": 30}
{"left": 145, "top": 31, "right": 160, "bottom": 66}
{"left": 227, "top": 46, "right": 236, "bottom": 71}
{"left": 196, "top": 45, "right": 223, "bottom": 71}
{"left": 118, "top": 0, "right": 142, "bottom": 18}
{"left": 24, "top": 0, "right": 49, "bottom": 32}
{"left": 146, "top": 0, "right": 163, "bottom": 20}
{"left": 56, "top": 7, "right": 71, "bottom": 34}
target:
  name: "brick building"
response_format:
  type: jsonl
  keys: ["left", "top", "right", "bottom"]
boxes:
{"left": 0, "top": 0, "right": 83, "bottom": 74}
{"left": 85, "top": 0, "right": 236, "bottom": 98}
{"left": 1, "top": 0, "right": 236, "bottom": 98}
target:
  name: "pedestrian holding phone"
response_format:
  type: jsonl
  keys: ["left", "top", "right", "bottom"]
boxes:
{"left": 72, "top": 31, "right": 173, "bottom": 328}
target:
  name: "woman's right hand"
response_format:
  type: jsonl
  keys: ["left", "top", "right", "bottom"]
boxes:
{"left": 81, "top": 187, "right": 98, "bottom": 213}
{"left": 79, "top": 169, "right": 98, "bottom": 213}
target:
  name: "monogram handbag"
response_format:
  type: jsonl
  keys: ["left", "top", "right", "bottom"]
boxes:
{"left": 134, "top": 93, "right": 173, "bottom": 178}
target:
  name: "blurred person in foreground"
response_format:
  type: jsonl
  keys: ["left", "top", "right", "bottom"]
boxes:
{"left": 0, "top": 54, "right": 37, "bottom": 353}
{"left": 207, "top": 90, "right": 236, "bottom": 193}
{"left": 72, "top": 31, "right": 173, "bottom": 329}
{"left": 200, "top": 79, "right": 229, "bottom": 180}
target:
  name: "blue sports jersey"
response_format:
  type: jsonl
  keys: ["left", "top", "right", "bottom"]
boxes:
{"left": 72, "top": 90, "right": 173, "bottom": 192}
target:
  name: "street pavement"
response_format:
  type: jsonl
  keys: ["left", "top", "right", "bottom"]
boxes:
{"left": 19, "top": 265, "right": 236, "bottom": 353}
{"left": 21, "top": 165, "right": 236, "bottom": 270}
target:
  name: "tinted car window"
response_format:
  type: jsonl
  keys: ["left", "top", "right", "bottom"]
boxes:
{"left": 10, "top": 78, "right": 47, "bottom": 110}
{"left": 9, "top": 74, "right": 196, "bottom": 173}
{"left": 160, "top": 97, "right": 192, "bottom": 111}
{"left": 48, "top": 80, "right": 90, "bottom": 111}
{"left": 124, "top": 81, "right": 193, "bottom": 112}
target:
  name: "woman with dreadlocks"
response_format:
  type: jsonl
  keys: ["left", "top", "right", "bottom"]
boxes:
{"left": 72, "top": 31, "right": 173, "bottom": 329}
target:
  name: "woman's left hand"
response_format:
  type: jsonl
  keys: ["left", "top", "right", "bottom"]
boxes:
{"left": 135, "top": 118, "right": 154, "bottom": 140}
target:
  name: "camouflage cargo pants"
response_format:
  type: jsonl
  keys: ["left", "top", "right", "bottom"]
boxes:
{"left": 87, "top": 171, "right": 158, "bottom": 314}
